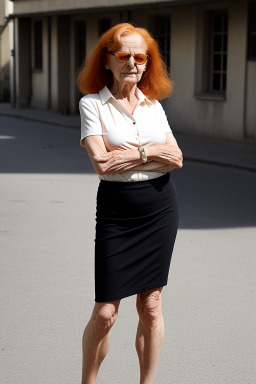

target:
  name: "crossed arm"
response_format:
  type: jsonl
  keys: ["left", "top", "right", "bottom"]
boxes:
{"left": 83, "top": 132, "right": 183, "bottom": 176}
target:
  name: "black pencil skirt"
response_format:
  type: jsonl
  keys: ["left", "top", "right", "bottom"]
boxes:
{"left": 94, "top": 172, "right": 179, "bottom": 302}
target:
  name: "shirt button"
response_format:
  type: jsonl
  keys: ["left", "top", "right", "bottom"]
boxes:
{"left": 133, "top": 121, "right": 136, "bottom": 125}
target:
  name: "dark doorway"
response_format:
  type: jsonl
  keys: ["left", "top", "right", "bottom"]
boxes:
{"left": 74, "top": 21, "right": 86, "bottom": 112}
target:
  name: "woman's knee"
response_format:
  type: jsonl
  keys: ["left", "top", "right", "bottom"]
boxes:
{"left": 93, "top": 301, "right": 120, "bottom": 335}
{"left": 136, "top": 288, "right": 162, "bottom": 326}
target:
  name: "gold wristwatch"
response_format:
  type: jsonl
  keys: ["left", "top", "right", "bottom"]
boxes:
{"left": 138, "top": 147, "right": 147, "bottom": 164}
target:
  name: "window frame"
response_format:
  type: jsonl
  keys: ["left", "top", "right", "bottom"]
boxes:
{"left": 74, "top": 20, "right": 86, "bottom": 71}
{"left": 195, "top": 9, "right": 228, "bottom": 101}
{"left": 153, "top": 15, "right": 171, "bottom": 71}
{"left": 98, "top": 18, "right": 111, "bottom": 38}
{"left": 208, "top": 10, "right": 228, "bottom": 95}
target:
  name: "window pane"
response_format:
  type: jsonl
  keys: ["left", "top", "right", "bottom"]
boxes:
{"left": 153, "top": 15, "right": 171, "bottom": 69}
{"left": 209, "top": 11, "right": 228, "bottom": 93}
{"left": 252, "top": 4, "right": 256, "bottom": 32}
{"left": 213, "top": 73, "right": 221, "bottom": 90}
{"left": 223, "top": 34, "right": 228, "bottom": 51}
{"left": 160, "top": 19, "right": 165, "bottom": 34}
{"left": 223, "top": 73, "right": 227, "bottom": 91}
{"left": 214, "top": 14, "right": 222, "bottom": 32}
{"left": 213, "top": 54, "right": 221, "bottom": 70}
{"left": 251, "top": 35, "right": 256, "bottom": 58}
{"left": 165, "top": 52, "right": 170, "bottom": 68}
{"left": 214, "top": 35, "right": 222, "bottom": 51}
{"left": 167, "top": 35, "right": 170, "bottom": 51}
{"left": 75, "top": 21, "right": 86, "bottom": 70}
{"left": 98, "top": 19, "right": 111, "bottom": 37}
{"left": 223, "top": 54, "right": 227, "bottom": 71}
{"left": 159, "top": 36, "right": 165, "bottom": 52}
{"left": 223, "top": 14, "right": 228, "bottom": 32}
{"left": 248, "top": 1, "right": 256, "bottom": 60}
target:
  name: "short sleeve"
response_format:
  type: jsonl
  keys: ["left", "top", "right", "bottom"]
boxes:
{"left": 155, "top": 101, "right": 172, "bottom": 133}
{"left": 79, "top": 97, "right": 102, "bottom": 147}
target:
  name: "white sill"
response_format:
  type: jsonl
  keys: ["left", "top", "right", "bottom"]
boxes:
{"left": 194, "top": 93, "right": 226, "bottom": 101}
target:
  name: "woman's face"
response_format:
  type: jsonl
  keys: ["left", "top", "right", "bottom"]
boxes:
{"left": 105, "top": 33, "right": 147, "bottom": 88}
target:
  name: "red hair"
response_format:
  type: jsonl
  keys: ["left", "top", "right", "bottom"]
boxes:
{"left": 76, "top": 23, "right": 173, "bottom": 100}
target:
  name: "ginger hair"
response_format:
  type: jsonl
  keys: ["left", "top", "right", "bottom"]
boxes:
{"left": 76, "top": 23, "right": 173, "bottom": 100}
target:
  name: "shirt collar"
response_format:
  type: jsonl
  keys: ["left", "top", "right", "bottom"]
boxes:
{"left": 99, "top": 85, "right": 152, "bottom": 106}
{"left": 135, "top": 87, "right": 152, "bottom": 106}
{"left": 99, "top": 86, "right": 114, "bottom": 104}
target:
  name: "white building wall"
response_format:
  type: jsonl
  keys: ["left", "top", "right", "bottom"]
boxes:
{"left": 0, "top": 0, "right": 13, "bottom": 101}
{"left": 222, "top": 0, "right": 247, "bottom": 139}
{"left": 0, "top": 0, "right": 5, "bottom": 24}
{"left": 166, "top": 5, "right": 197, "bottom": 134}
{"left": 164, "top": 1, "right": 248, "bottom": 140}
{"left": 0, "top": 22, "right": 10, "bottom": 100}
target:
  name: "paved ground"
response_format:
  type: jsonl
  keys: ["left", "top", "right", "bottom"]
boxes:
{"left": 1, "top": 112, "right": 256, "bottom": 384}
{"left": 0, "top": 102, "right": 256, "bottom": 172}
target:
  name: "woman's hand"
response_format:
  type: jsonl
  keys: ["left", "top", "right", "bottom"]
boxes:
{"left": 83, "top": 132, "right": 183, "bottom": 175}
{"left": 145, "top": 144, "right": 183, "bottom": 168}
{"left": 145, "top": 133, "right": 183, "bottom": 169}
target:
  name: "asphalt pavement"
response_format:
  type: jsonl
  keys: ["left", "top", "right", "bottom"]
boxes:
{"left": 0, "top": 102, "right": 256, "bottom": 172}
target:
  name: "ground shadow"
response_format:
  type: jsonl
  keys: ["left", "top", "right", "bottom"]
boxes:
{"left": 1, "top": 116, "right": 255, "bottom": 229}
{"left": 172, "top": 162, "right": 256, "bottom": 229}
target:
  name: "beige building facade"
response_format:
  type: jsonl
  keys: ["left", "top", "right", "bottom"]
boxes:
{"left": 0, "top": 0, "right": 13, "bottom": 101}
{"left": 6, "top": 0, "right": 256, "bottom": 140}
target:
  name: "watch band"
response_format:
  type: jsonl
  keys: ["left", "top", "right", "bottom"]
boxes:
{"left": 138, "top": 147, "right": 147, "bottom": 164}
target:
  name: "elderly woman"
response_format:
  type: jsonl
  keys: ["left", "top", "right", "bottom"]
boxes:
{"left": 77, "top": 23, "right": 183, "bottom": 384}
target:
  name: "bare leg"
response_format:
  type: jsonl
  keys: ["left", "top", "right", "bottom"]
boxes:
{"left": 81, "top": 300, "right": 120, "bottom": 384}
{"left": 135, "top": 288, "right": 164, "bottom": 384}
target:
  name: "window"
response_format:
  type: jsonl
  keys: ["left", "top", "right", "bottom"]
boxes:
{"left": 98, "top": 18, "right": 111, "bottom": 37}
{"left": 248, "top": 1, "right": 256, "bottom": 60}
{"left": 34, "top": 21, "right": 43, "bottom": 70}
{"left": 209, "top": 12, "right": 228, "bottom": 93}
{"left": 75, "top": 21, "right": 86, "bottom": 71}
{"left": 74, "top": 21, "right": 86, "bottom": 112}
{"left": 153, "top": 16, "right": 171, "bottom": 70}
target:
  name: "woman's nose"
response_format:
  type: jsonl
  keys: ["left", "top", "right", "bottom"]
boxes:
{"left": 127, "top": 55, "right": 136, "bottom": 67}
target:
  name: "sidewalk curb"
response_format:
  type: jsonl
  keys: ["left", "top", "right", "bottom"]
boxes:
{"left": 0, "top": 112, "right": 79, "bottom": 129}
{"left": 1, "top": 111, "right": 256, "bottom": 173}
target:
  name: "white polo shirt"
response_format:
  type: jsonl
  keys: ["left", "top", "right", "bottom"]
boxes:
{"left": 79, "top": 86, "right": 172, "bottom": 182}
